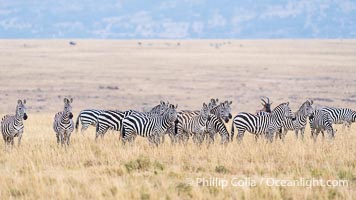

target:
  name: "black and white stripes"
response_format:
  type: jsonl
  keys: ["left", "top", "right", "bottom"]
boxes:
{"left": 53, "top": 98, "right": 74, "bottom": 146}
{"left": 231, "top": 102, "right": 293, "bottom": 142}
{"left": 121, "top": 104, "right": 178, "bottom": 146}
{"left": 1, "top": 99, "right": 28, "bottom": 147}
{"left": 279, "top": 100, "right": 314, "bottom": 140}
{"left": 309, "top": 109, "right": 335, "bottom": 141}
{"left": 75, "top": 109, "right": 104, "bottom": 133}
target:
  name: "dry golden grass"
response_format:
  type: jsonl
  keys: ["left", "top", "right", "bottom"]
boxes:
{"left": 0, "top": 114, "right": 355, "bottom": 199}
{"left": 0, "top": 40, "right": 356, "bottom": 199}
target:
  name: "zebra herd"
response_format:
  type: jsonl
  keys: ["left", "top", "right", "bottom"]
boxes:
{"left": 1, "top": 96, "right": 356, "bottom": 147}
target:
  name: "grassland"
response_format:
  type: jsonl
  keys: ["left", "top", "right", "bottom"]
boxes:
{"left": 0, "top": 40, "right": 355, "bottom": 199}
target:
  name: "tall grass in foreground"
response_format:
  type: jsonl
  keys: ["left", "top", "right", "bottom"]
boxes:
{"left": 0, "top": 114, "right": 355, "bottom": 199}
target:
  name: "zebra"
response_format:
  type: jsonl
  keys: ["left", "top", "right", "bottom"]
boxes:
{"left": 172, "top": 100, "right": 232, "bottom": 144}
{"left": 210, "top": 100, "right": 233, "bottom": 123}
{"left": 75, "top": 109, "right": 104, "bottom": 133}
{"left": 95, "top": 101, "right": 169, "bottom": 140}
{"left": 205, "top": 114, "right": 230, "bottom": 145}
{"left": 320, "top": 107, "right": 356, "bottom": 130}
{"left": 209, "top": 98, "right": 219, "bottom": 109}
{"left": 231, "top": 102, "right": 293, "bottom": 142}
{"left": 179, "top": 103, "right": 211, "bottom": 145}
{"left": 278, "top": 100, "right": 314, "bottom": 140}
{"left": 53, "top": 98, "right": 74, "bottom": 146}
{"left": 121, "top": 104, "right": 178, "bottom": 146}
{"left": 309, "top": 109, "right": 335, "bottom": 142}
{"left": 1, "top": 99, "right": 28, "bottom": 147}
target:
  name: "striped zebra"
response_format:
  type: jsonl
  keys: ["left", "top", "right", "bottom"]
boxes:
{"left": 309, "top": 109, "right": 335, "bottom": 142}
{"left": 53, "top": 98, "right": 74, "bottom": 146}
{"left": 172, "top": 100, "right": 232, "bottom": 144}
{"left": 1, "top": 99, "right": 28, "bottom": 147}
{"left": 231, "top": 102, "right": 293, "bottom": 142}
{"left": 205, "top": 114, "right": 230, "bottom": 145}
{"left": 179, "top": 103, "right": 211, "bottom": 145}
{"left": 121, "top": 104, "right": 178, "bottom": 146}
{"left": 95, "top": 101, "right": 169, "bottom": 140}
{"left": 75, "top": 109, "right": 104, "bottom": 133}
{"left": 209, "top": 98, "right": 219, "bottom": 109}
{"left": 320, "top": 107, "right": 356, "bottom": 130}
{"left": 210, "top": 100, "right": 233, "bottom": 123}
{"left": 278, "top": 100, "right": 314, "bottom": 140}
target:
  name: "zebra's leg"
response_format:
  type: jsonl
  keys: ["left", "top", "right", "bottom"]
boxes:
{"left": 18, "top": 133, "right": 23, "bottom": 147}
{"left": 61, "top": 133, "right": 65, "bottom": 146}
{"left": 268, "top": 131, "right": 274, "bottom": 143}
{"left": 295, "top": 129, "right": 299, "bottom": 139}
{"left": 67, "top": 133, "right": 71, "bottom": 146}
{"left": 300, "top": 128, "right": 305, "bottom": 141}
{"left": 237, "top": 129, "right": 245, "bottom": 142}
{"left": 10, "top": 137, "right": 14, "bottom": 146}
{"left": 80, "top": 123, "right": 90, "bottom": 134}
{"left": 161, "top": 134, "right": 165, "bottom": 144}
{"left": 56, "top": 133, "right": 60, "bottom": 144}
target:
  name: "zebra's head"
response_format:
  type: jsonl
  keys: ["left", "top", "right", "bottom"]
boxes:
{"left": 219, "top": 101, "right": 233, "bottom": 123}
{"left": 63, "top": 98, "right": 73, "bottom": 119}
{"left": 167, "top": 104, "right": 178, "bottom": 122}
{"left": 159, "top": 101, "right": 170, "bottom": 115}
{"left": 16, "top": 99, "right": 27, "bottom": 120}
{"left": 278, "top": 102, "right": 293, "bottom": 119}
{"left": 201, "top": 103, "right": 211, "bottom": 121}
{"left": 210, "top": 98, "right": 219, "bottom": 109}
{"left": 302, "top": 100, "right": 314, "bottom": 117}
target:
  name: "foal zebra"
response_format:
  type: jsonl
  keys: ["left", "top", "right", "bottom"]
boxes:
{"left": 75, "top": 109, "right": 104, "bottom": 133}
{"left": 1, "top": 99, "right": 28, "bottom": 147}
{"left": 121, "top": 104, "right": 178, "bottom": 146}
{"left": 309, "top": 109, "right": 335, "bottom": 142}
{"left": 53, "top": 98, "right": 74, "bottom": 146}
{"left": 95, "top": 101, "right": 169, "bottom": 140}
{"left": 278, "top": 100, "right": 314, "bottom": 140}
{"left": 231, "top": 102, "right": 293, "bottom": 142}
{"left": 320, "top": 107, "right": 356, "bottom": 130}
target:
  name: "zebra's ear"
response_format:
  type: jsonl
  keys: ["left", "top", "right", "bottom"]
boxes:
{"left": 175, "top": 104, "right": 178, "bottom": 109}
{"left": 63, "top": 98, "right": 68, "bottom": 104}
{"left": 229, "top": 101, "right": 232, "bottom": 105}
{"left": 216, "top": 98, "right": 219, "bottom": 102}
{"left": 70, "top": 98, "right": 73, "bottom": 103}
{"left": 160, "top": 100, "right": 164, "bottom": 105}
{"left": 23, "top": 99, "right": 26, "bottom": 104}
{"left": 17, "top": 99, "right": 22, "bottom": 104}
{"left": 286, "top": 102, "right": 289, "bottom": 106}
{"left": 310, "top": 99, "right": 314, "bottom": 105}
{"left": 203, "top": 103, "right": 207, "bottom": 108}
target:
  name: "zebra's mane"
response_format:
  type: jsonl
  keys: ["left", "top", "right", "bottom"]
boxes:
{"left": 272, "top": 102, "right": 288, "bottom": 112}
{"left": 297, "top": 101, "right": 310, "bottom": 112}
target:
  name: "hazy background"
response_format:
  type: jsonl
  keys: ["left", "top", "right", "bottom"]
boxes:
{"left": 0, "top": 0, "right": 355, "bottom": 39}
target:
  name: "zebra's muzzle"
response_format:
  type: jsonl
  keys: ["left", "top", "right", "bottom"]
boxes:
{"left": 69, "top": 113, "right": 73, "bottom": 119}
{"left": 224, "top": 118, "right": 229, "bottom": 123}
{"left": 23, "top": 113, "right": 28, "bottom": 120}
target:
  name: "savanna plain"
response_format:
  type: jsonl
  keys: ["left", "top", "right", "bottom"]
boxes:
{"left": 0, "top": 40, "right": 355, "bottom": 199}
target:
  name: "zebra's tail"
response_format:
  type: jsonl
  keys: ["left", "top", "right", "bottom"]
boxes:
{"left": 75, "top": 112, "right": 81, "bottom": 132}
{"left": 231, "top": 122, "right": 234, "bottom": 142}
